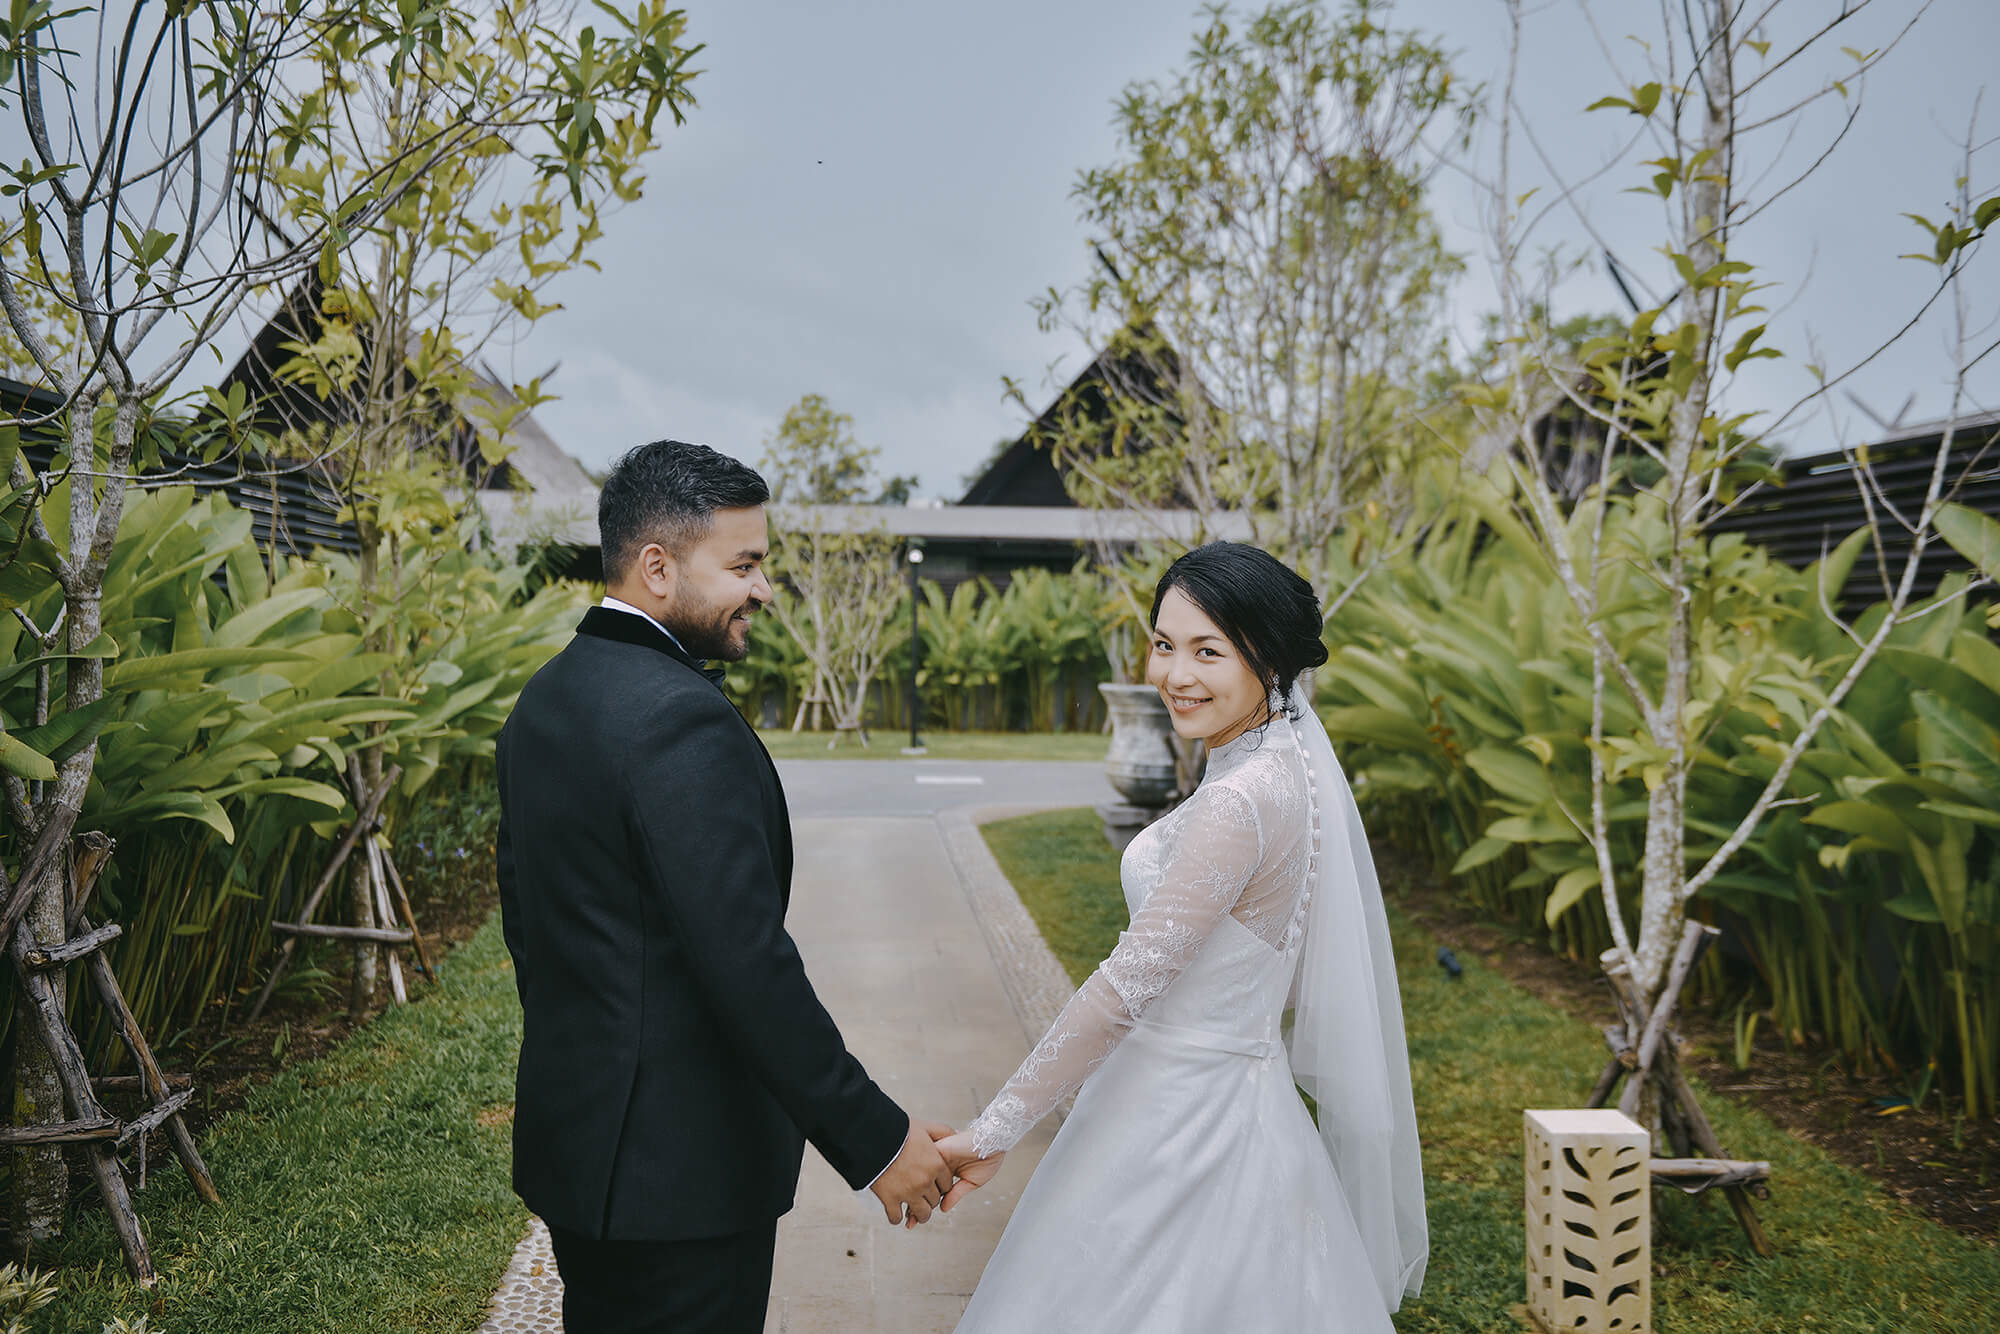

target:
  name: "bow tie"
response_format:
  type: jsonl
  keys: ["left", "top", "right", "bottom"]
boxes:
{"left": 701, "top": 665, "right": 727, "bottom": 686}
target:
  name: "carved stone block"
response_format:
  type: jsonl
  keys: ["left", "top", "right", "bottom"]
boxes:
{"left": 1525, "top": 1108, "right": 1650, "bottom": 1333}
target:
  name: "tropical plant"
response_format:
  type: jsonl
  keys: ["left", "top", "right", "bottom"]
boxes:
{"left": 0, "top": 486, "right": 586, "bottom": 1085}
{"left": 258, "top": 0, "right": 696, "bottom": 1012}
{"left": 1317, "top": 507, "right": 2000, "bottom": 1113}
{"left": 1462, "top": 0, "right": 1998, "bottom": 1134}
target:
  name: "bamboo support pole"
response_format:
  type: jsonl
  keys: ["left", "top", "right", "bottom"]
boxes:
{"left": 0, "top": 817, "right": 74, "bottom": 950}
{"left": 269, "top": 922, "right": 412, "bottom": 944}
{"left": 6, "top": 927, "right": 154, "bottom": 1284}
{"left": 1595, "top": 928, "right": 1775, "bottom": 1257}
{"left": 246, "top": 764, "right": 402, "bottom": 1023}
{"left": 1650, "top": 1157, "right": 1771, "bottom": 1190}
{"left": 116, "top": 1090, "right": 196, "bottom": 1150}
{"left": 22, "top": 922, "right": 121, "bottom": 971}
{"left": 65, "top": 830, "right": 115, "bottom": 934}
{"left": 378, "top": 848, "right": 435, "bottom": 980}
{"left": 79, "top": 920, "right": 221, "bottom": 1205}
{"left": 92, "top": 1074, "right": 190, "bottom": 1096}
{"left": 1656, "top": 1043, "right": 1776, "bottom": 1253}
{"left": 366, "top": 838, "right": 407, "bottom": 1005}
{"left": 0, "top": 1117, "right": 119, "bottom": 1145}
{"left": 1585, "top": 1054, "right": 1624, "bottom": 1108}
{"left": 1626, "top": 923, "right": 1717, "bottom": 1089}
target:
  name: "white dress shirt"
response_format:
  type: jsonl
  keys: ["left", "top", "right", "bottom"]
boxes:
{"left": 599, "top": 595, "right": 691, "bottom": 657}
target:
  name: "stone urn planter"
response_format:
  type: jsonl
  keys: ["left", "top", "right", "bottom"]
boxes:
{"left": 1097, "top": 683, "right": 1179, "bottom": 848}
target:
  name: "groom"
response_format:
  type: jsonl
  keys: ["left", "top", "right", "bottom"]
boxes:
{"left": 496, "top": 440, "right": 958, "bottom": 1333}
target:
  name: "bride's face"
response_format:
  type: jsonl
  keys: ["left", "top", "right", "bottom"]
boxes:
{"left": 1146, "top": 588, "right": 1269, "bottom": 747}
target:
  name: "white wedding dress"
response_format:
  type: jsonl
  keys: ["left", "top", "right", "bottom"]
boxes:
{"left": 957, "top": 699, "right": 1425, "bottom": 1333}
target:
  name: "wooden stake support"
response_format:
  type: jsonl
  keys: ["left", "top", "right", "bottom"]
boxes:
{"left": 1590, "top": 922, "right": 1775, "bottom": 1257}
{"left": 246, "top": 764, "right": 412, "bottom": 1024}
{"left": 3, "top": 830, "right": 222, "bottom": 1285}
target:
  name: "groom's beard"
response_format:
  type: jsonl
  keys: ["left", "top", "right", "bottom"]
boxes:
{"left": 661, "top": 593, "right": 760, "bottom": 662}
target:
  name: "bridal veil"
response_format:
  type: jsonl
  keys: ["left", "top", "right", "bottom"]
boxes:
{"left": 1284, "top": 677, "right": 1428, "bottom": 1312}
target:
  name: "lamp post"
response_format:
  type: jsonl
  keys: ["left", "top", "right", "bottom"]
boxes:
{"left": 903, "top": 545, "right": 926, "bottom": 754}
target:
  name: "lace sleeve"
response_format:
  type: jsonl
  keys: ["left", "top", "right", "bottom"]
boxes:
{"left": 965, "top": 784, "right": 1264, "bottom": 1157}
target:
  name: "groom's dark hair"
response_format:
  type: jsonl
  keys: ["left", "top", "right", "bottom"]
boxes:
{"left": 599, "top": 439, "right": 770, "bottom": 582}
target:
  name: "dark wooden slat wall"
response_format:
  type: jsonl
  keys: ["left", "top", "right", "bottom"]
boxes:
{"left": 1708, "top": 422, "right": 2000, "bottom": 613}
{"left": 4, "top": 376, "right": 360, "bottom": 561}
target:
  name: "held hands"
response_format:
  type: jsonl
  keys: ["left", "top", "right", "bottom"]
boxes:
{"left": 934, "top": 1130, "right": 1005, "bottom": 1214}
{"left": 867, "top": 1119, "right": 1006, "bottom": 1227}
{"left": 870, "top": 1118, "right": 956, "bottom": 1227}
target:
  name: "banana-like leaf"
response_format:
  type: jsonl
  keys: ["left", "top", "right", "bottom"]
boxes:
{"left": 1810, "top": 526, "right": 1872, "bottom": 608}
{"left": 107, "top": 647, "right": 312, "bottom": 689}
{"left": 1802, "top": 799, "right": 1913, "bottom": 851}
{"left": 0, "top": 730, "right": 56, "bottom": 781}
{"left": 1488, "top": 812, "right": 1582, "bottom": 844}
{"left": 1934, "top": 502, "right": 2000, "bottom": 580}
{"left": 1919, "top": 800, "right": 2000, "bottom": 830}
{"left": 1320, "top": 706, "right": 1438, "bottom": 754}
{"left": 211, "top": 587, "right": 330, "bottom": 648}
{"left": 1911, "top": 692, "right": 2000, "bottom": 799}
{"left": 10, "top": 695, "right": 121, "bottom": 765}
{"left": 0, "top": 632, "right": 120, "bottom": 688}
{"left": 1451, "top": 836, "right": 1513, "bottom": 875}
{"left": 1880, "top": 648, "right": 2000, "bottom": 720}
{"left": 1545, "top": 865, "right": 1601, "bottom": 926}
{"left": 1465, "top": 745, "right": 1553, "bottom": 804}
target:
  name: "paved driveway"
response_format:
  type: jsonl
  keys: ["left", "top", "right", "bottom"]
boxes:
{"left": 776, "top": 758, "right": 1116, "bottom": 819}
{"left": 480, "top": 757, "right": 1107, "bottom": 1334}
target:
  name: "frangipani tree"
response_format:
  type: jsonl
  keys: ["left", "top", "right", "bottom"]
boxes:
{"left": 761, "top": 395, "right": 907, "bottom": 744}
{"left": 1022, "top": 0, "right": 1474, "bottom": 610}
{"left": 0, "top": 0, "right": 692, "bottom": 1248}
{"left": 255, "top": 0, "right": 698, "bottom": 1014}
{"left": 1470, "top": 0, "right": 1998, "bottom": 1093}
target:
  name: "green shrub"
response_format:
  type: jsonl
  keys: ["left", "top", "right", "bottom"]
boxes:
{"left": 1318, "top": 507, "right": 1999, "bottom": 1112}
{"left": 0, "top": 486, "right": 583, "bottom": 1068}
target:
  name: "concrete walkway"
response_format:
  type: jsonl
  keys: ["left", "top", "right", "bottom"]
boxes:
{"left": 479, "top": 759, "right": 1109, "bottom": 1333}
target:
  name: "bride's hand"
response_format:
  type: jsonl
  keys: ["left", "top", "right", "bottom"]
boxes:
{"left": 933, "top": 1131, "right": 1004, "bottom": 1212}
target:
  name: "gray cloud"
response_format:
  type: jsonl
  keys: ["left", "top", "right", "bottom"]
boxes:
{"left": 501, "top": 0, "right": 1998, "bottom": 487}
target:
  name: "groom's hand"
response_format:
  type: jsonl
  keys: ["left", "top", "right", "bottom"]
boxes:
{"left": 934, "top": 1131, "right": 1005, "bottom": 1213}
{"left": 869, "top": 1116, "right": 956, "bottom": 1227}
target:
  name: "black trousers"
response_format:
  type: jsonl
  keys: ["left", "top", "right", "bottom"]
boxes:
{"left": 546, "top": 1219, "right": 779, "bottom": 1334}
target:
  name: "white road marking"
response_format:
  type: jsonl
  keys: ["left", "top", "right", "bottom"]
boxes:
{"left": 914, "top": 775, "right": 986, "bottom": 786}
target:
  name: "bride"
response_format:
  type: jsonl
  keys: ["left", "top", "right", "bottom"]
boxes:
{"left": 936, "top": 542, "right": 1427, "bottom": 1332}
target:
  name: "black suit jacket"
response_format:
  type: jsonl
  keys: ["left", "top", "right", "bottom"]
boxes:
{"left": 496, "top": 606, "right": 907, "bottom": 1241}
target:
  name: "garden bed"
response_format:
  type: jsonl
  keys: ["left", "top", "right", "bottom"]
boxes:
{"left": 108, "top": 784, "right": 507, "bottom": 1149}
{"left": 1382, "top": 844, "right": 1998, "bottom": 1240}
{"left": 981, "top": 807, "right": 2000, "bottom": 1333}
{"left": 36, "top": 914, "right": 525, "bottom": 1332}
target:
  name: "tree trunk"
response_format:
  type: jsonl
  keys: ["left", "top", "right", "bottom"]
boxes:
{"left": 9, "top": 390, "right": 123, "bottom": 1254}
{"left": 8, "top": 850, "right": 69, "bottom": 1259}
{"left": 348, "top": 537, "right": 383, "bottom": 1021}
{"left": 1635, "top": 0, "right": 1734, "bottom": 1003}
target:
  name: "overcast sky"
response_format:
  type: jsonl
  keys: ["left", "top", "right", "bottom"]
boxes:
{"left": 494, "top": 0, "right": 1999, "bottom": 495}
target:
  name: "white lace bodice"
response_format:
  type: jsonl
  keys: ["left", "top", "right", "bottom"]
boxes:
{"left": 966, "top": 715, "right": 1316, "bottom": 1158}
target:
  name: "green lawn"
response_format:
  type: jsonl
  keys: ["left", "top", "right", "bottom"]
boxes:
{"left": 41, "top": 921, "right": 527, "bottom": 1333}
{"left": 979, "top": 807, "right": 2000, "bottom": 1333}
{"left": 755, "top": 729, "right": 1107, "bottom": 763}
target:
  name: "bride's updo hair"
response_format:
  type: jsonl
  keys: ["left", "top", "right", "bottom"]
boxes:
{"left": 1150, "top": 543, "right": 1328, "bottom": 716}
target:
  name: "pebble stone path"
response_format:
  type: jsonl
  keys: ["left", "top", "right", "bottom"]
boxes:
{"left": 477, "top": 794, "right": 1087, "bottom": 1333}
